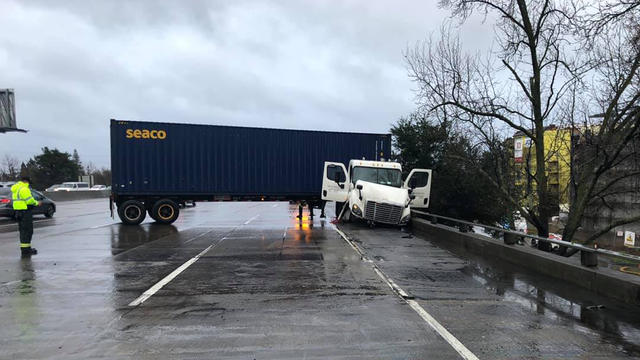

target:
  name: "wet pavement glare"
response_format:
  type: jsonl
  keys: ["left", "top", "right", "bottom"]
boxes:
{"left": 0, "top": 199, "right": 639, "bottom": 359}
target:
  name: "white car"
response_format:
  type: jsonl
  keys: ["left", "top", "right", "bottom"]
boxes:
{"left": 91, "top": 185, "right": 108, "bottom": 190}
{"left": 0, "top": 181, "right": 15, "bottom": 188}
{"left": 54, "top": 182, "right": 90, "bottom": 191}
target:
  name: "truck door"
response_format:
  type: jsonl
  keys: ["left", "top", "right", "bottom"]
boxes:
{"left": 404, "top": 169, "right": 432, "bottom": 208}
{"left": 321, "top": 162, "right": 348, "bottom": 202}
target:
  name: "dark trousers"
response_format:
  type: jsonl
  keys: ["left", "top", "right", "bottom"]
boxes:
{"left": 16, "top": 209, "right": 34, "bottom": 248}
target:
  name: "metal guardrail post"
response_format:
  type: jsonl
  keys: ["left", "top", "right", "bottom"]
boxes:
{"left": 581, "top": 250, "right": 598, "bottom": 267}
{"left": 504, "top": 232, "right": 517, "bottom": 245}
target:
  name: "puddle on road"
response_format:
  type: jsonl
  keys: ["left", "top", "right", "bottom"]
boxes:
{"left": 460, "top": 257, "right": 640, "bottom": 356}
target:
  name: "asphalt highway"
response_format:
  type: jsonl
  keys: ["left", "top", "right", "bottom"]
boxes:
{"left": 1, "top": 199, "right": 639, "bottom": 359}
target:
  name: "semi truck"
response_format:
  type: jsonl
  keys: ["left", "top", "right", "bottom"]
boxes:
{"left": 321, "top": 159, "right": 431, "bottom": 226}
{"left": 110, "top": 119, "right": 393, "bottom": 225}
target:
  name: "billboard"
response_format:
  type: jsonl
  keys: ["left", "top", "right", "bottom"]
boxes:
{"left": 0, "top": 89, "right": 24, "bottom": 133}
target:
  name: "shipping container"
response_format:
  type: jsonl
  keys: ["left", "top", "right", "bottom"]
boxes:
{"left": 110, "top": 119, "right": 391, "bottom": 224}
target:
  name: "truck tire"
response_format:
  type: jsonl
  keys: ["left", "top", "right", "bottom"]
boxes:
{"left": 152, "top": 199, "right": 180, "bottom": 224}
{"left": 118, "top": 200, "right": 146, "bottom": 225}
{"left": 147, "top": 208, "right": 159, "bottom": 221}
{"left": 335, "top": 201, "right": 344, "bottom": 218}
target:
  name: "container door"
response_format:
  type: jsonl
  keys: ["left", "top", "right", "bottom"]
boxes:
{"left": 321, "top": 162, "right": 348, "bottom": 202}
{"left": 404, "top": 169, "right": 432, "bottom": 208}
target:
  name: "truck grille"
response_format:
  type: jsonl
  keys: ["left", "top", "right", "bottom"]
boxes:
{"left": 364, "top": 201, "right": 403, "bottom": 224}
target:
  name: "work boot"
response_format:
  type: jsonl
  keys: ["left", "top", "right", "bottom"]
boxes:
{"left": 21, "top": 248, "right": 38, "bottom": 258}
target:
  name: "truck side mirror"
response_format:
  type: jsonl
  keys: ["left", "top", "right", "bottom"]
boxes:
{"left": 356, "top": 184, "right": 363, "bottom": 200}
{"left": 356, "top": 184, "right": 363, "bottom": 190}
{"left": 409, "top": 194, "right": 416, "bottom": 200}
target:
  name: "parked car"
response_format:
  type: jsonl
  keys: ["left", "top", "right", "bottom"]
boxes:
{"left": 45, "top": 184, "right": 63, "bottom": 192}
{"left": 0, "top": 188, "right": 56, "bottom": 218}
{"left": 91, "top": 185, "right": 108, "bottom": 190}
{"left": 53, "top": 182, "right": 90, "bottom": 191}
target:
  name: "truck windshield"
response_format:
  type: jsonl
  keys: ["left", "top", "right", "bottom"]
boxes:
{"left": 351, "top": 167, "right": 402, "bottom": 188}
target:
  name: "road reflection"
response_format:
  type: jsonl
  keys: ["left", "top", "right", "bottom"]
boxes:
{"left": 463, "top": 260, "right": 640, "bottom": 356}
{"left": 110, "top": 223, "right": 178, "bottom": 255}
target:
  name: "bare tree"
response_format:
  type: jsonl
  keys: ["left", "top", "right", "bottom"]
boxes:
{"left": 84, "top": 161, "right": 97, "bottom": 176}
{"left": 406, "top": 0, "right": 583, "bottom": 247}
{"left": 1, "top": 154, "right": 20, "bottom": 181}
{"left": 560, "top": 0, "right": 640, "bottom": 251}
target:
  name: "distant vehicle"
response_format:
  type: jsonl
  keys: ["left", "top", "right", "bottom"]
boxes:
{"left": 45, "top": 184, "right": 63, "bottom": 192}
{"left": 321, "top": 159, "right": 431, "bottom": 226}
{"left": 54, "top": 182, "right": 90, "bottom": 191}
{"left": 0, "top": 188, "right": 56, "bottom": 218}
{"left": 91, "top": 185, "right": 108, "bottom": 190}
{"left": 0, "top": 181, "right": 15, "bottom": 188}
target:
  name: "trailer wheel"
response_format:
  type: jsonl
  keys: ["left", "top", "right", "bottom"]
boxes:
{"left": 118, "top": 200, "right": 146, "bottom": 225}
{"left": 152, "top": 199, "right": 180, "bottom": 224}
{"left": 147, "top": 208, "right": 159, "bottom": 221}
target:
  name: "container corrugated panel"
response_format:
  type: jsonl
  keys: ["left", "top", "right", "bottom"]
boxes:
{"left": 111, "top": 120, "right": 391, "bottom": 198}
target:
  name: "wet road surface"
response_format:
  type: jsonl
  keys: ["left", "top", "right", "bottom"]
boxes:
{"left": 0, "top": 200, "right": 639, "bottom": 359}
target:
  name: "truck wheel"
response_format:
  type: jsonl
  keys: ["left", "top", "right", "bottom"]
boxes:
{"left": 342, "top": 206, "right": 351, "bottom": 223}
{"left": 118, "top": 200, "right": 146, "bottom": 225}
{"left": 152, "top": 199, "right": 180, "bottom": 224}
{"left": 335, "top": 201, "right": 344, "bottom": 218}
{"left": 147, "top": 208, "right": 159, "bottom": 221}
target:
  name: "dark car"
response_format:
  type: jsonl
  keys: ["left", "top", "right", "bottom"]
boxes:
{"left": 0, "top": 188, "right": 56, "bottom": 219}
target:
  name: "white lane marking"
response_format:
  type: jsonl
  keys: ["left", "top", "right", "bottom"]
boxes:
{"left": 407, "top": 300, "right": 479, "bottom": 360}
{"left": 128, "top": 236, "right": 226, "bottom": 307}
{"left": 0, "top": 219, "right": 53, "bottom": 229}
{"left": 90, "top": 223, "right": 116, "bottom": 229}
{"left": 243, "top": 215, "right": 259, "bottom": 225}
{"left": 334, "top": 227, "right": 479, "bottom": 360}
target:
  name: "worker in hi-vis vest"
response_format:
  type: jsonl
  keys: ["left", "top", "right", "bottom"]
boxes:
{"left": 11, "top": 177, "right": 40, "bottom": 257}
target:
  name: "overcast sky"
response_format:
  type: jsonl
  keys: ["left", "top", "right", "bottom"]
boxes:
{"left": 0, "top": 0, "right": 490, "bottom": 168}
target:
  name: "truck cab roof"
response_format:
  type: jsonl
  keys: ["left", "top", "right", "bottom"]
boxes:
{"left": 348, "top": 159, "right": 401, "bottom": 170}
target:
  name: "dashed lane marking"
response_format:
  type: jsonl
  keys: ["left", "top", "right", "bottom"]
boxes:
{"left": 128, "top": 231, "right": 226, "bottom": 307}
{"left": 334, "top": 227, "right": 480, "bottom": 360}
{"left": 243, "top": 215, "right": 260, "bottom": 225}
{"left": 0, "top": 219, "right": 53, "bottom": 229}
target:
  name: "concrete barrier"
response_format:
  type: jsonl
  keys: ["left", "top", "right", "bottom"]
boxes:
{"left": 412, "top": 217, "right": 640, "bottom": 305}
{"left": 44, "top": 190, "right": 110, "bottom": 202}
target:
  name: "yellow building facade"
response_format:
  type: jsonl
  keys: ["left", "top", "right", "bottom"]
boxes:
{"left": 513, "top": 127, "right": 572, "bottom": 211}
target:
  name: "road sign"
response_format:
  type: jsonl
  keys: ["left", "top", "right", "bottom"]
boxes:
{"left": 0, "top": 89, "right": 25, "bottom": 133}
{"left": 624, "top": 231, "right": 636, "bottom": 247}
{"left": 514, "top": 138, "right": 523, "bottom": 163}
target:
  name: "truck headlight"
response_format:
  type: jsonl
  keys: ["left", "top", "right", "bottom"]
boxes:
{"left": 351, "top": 204, "right": 362, "bottom": 217}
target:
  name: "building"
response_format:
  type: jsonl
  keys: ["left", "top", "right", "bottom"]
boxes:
{"left": 512, "top": 125, "right": 572, "bottom": 213}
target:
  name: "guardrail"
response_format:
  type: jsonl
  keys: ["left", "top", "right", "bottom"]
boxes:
{"left": 412, "top": 210, "right": 640, "bottom": 267}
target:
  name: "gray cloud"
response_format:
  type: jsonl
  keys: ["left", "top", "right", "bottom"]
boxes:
{"left": 0, "top": 0, "right": 488, "bottom": 168}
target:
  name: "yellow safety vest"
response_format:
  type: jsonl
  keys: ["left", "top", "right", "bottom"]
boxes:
{"left": 11, "top": 181, "right": 38, "bottom": 210}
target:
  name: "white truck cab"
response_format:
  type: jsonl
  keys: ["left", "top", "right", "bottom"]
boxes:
{"left": 321, "top": 159, "right": 431, "bottom": 225}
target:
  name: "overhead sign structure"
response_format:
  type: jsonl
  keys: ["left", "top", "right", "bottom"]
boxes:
{"left": 624, "top": 231, "right": 636, "bottom": 248}
{"left": 0, "top": 89, "right": 25, "bottom": 133}
{"left": 514, "top": 137, "right": 524, "bottom": 163}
